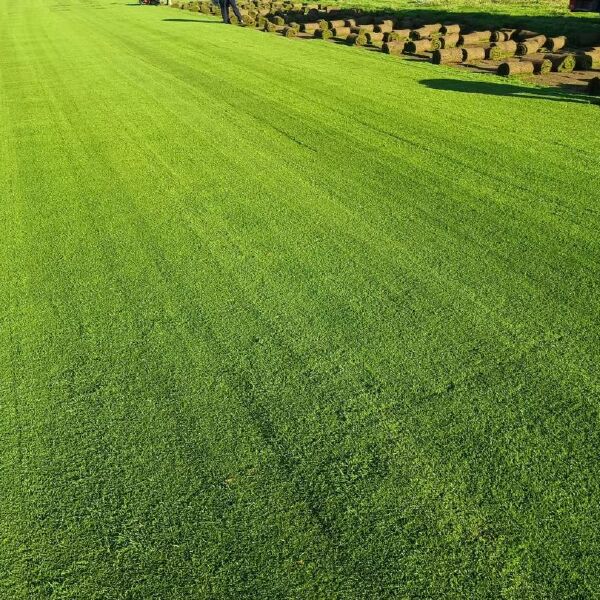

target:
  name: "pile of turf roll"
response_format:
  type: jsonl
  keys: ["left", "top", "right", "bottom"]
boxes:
{"left": 410, "top": 24, "right": 442, "bottom": 39}
{"left": 459, "top": 31, "right": 491, "bottom": 45}
{"left": 441, "top": 33, "right": 460, "bottom": 48}
{"left": 487, "top": 40, "right": 517, "bottom": 60}
{"left": 173, "top": 2, "right": 600, "bottom": 87}
{"left": 491, "top": 29, "right": 515, "bottom": 42}
{"left": 431, "top": 48, "right": 465, "bottom": 64}
{"left": 462, "top": 46, "right": 486, "bottom": 61}
{"left": 404, "top": 39, "right": 435, "bottom": 53}
{"left": 517, "top": 34, "right": 546, "bottom": 54}
{"left": 545, "top": 36, "right": 567, "bottom": 51}
{"left": 545, "top": 53, "right": 576, "bottom": 72}
{"left": 346, "top": 32, "right": 367, "bottom": 46}
{"left": 575, "top": 48, "right": 600, "bottom": 69}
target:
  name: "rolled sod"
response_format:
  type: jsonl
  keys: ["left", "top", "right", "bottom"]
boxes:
{"left": 385, "top": 28, "right": 411, "bottom": 42}
{"left": 328, "top": 19, "right": 346, "bottom": 28}
{"left": 378, "top": 19, "right": 395, "bottom": 28}
{"left": 282, "top": 25, "right": 298, "bottom": 37}
{"left": 430, "top": 37, "right": 443, "bottom": 51}
{"left": 344, "top": 19, "right": 356, "bottom": 27}
{"left": 441, "top": 33, "right": 460, "bottom": 48}
{"left": 314, "top": 27, "right": 333, "bottom": 39}
{"left": 404, "top": 39, "right": 435, "bottom": 54}
{"left": 491, "top": 29, "right": 514, "bottom": 42}
{"left": 264, "top": 21, "right": 284, "bottom": 32}
{"left": 375, "top": 23, "right": 394, "bottom": 33}
{"left": 346, "top": 32, "right": 367, "bottom": 46}
{"left": 271, "top": 15, "right": 285, "bottom": 25}
{"left": 431, "top": 47, "right": 465, "bottom": 64}
{"left": 410, "top": 23, "right": 442, "bottom": 40}
{"left": 382, "top": 41, "right": 406, "bottom": 55}
{"left": 516, "top": 40, "right": 543, "bottom": 56}
{"left": 545, "top": 36, "right": 567, "bottom": 52}
{"left": 519, "top": 57, "right": 553, "bottom": 74}
{"left": 459, "top": 31, "right": 492, "bottom": 45}
{"left": 462, "top": 46, "right": 487, "bottom": 61}
{"left": 353, "top": 23, "right": 375, "bottom": 32}
{"left": 317, "top": 19, "right": 331, "bottom": 29}
{"left": 545, "top": 53, "right": 576, "bottom": 72}
{"left": 497, "top": 60, "right": 535, "bottom": 76}
{"left": 588, "top": 76, "right": 600, "bottom": 95}
{"left": 300, "top": 22, "right": 320, "bottom": 31}
{"left": 440, "top": 23, "right": 460, "bottom": 35}
{"left": 331, "top": 26, "right": 351, "bottom": 37}
{"left": 256, "top": 15, "right": 267, "bottom": 27}
{"left": 487, "top": 40, "right": 517, "bottom": 59}
{"left": 575, "top": 49, "right": 600, "bottom": 70}
{"left": 366, "top": 32, "right": 385, "bottom": 43}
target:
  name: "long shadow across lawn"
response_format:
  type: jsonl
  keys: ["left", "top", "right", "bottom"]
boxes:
{"left": 380, "top": 8, "right": 600, "bottom": 45}
{"left": 420, "top": 78, "right": 594, "bottom": 104}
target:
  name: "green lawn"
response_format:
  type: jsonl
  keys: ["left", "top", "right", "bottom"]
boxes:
{"left": 1, "top": 0, "right": 600, "bottom": 598}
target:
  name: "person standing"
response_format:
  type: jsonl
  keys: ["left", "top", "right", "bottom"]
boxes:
{"left": 218, "top": 0, "right": 242, "bottom": 24}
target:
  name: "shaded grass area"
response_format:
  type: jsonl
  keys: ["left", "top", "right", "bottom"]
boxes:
{"left": 1, "top": 0, "right": 600, "bottom": 598}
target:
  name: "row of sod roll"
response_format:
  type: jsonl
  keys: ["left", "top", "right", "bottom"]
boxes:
{"left": 170, "top": 1, "right": 600, "bottom": 92}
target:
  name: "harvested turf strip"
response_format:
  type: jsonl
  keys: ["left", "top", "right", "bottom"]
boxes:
{"left": 575, "top": 48, "right": 600, "bottom": 70}
{"left": 386, "top": 28, "right": 411, "bottom": 42}
{"left": 462, "top": 46, "right": 487, "bottom": 61}
{"left": 441, "top": 33, "right": 460, "bottom": 48}
{"left": 410, "top": 24, "right": 442, "bottom": 40}
{"left": 520, "top": 57, "right": 553, "bottom": 73}
{"left": 440, "top": 23, "right": 461, "bottom": 35}
{"left": 545, "top": 36, "right": 567, "bottom": 51}
{"left": 346, "top": 32, "right": 367, "bottom": 45}
{"left": 516, "top": 40, "right": 544, "bottom": 56}
{"left": 282, "top": 26, "right": 297, "bottom": 37}
{"left": 328, "top": 19, "right": 345, "bottom": 28}
{"left": 487, "top": 42, "right": 517, "bottom": 60}
{"left": 366, "top": 32, "right": 385, "bottom": 43}
{"left": 430, "top": 37, "right": 443, "bottom": 50}
{"left": 264, "top": 21, "right": 284, "bottom": 32}
{"left": 375, "top": 23, "right": 394, "bottom": 33}
{"left": 300, "top": 22, "right": 320, "bottom": 31}
{"left": 271, "top": 15, "right": 285, "bottom": 25}
{"left": 381, "top": 40, "right": 405, "bottom": 55}
{"left": 459, "top": 31, "right": 492, "bottom": 45}
{"left": 314, "top": 28, "right": 333, "bottom": 39}
{"left": 491, "top": 40, "right": 518, "bottom": 53}
{"left": 497, "top": 60, "right": 535, "bottom": 75}
{"left": 588, "top": 76, "right": 600, "bottom": 94}
{"left": 331, "top": 26, "right": 351, "bottom": 37}
{"left": 545, "top": 53, "right": 576, "bottom": 72}
{"left": 404, "top": 39, "right": 435, "bottom": 53}
{"left": 431, "top": 47, "right": 465, "bottom": 64}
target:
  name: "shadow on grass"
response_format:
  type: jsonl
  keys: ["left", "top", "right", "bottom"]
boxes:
{"left": 420, "top": 78, "right": 594, "bottom": 104}
{"left": 373, "top": 8, "right": 600, "bottom": 46}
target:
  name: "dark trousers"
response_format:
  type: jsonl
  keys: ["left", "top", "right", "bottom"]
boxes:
{"left": 218, "top": 0, "right": 242, "bottom": 23}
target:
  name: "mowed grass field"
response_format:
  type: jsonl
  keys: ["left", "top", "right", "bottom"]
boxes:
{"left": 1, "top": 0, "right": 600, "bottom": 598}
